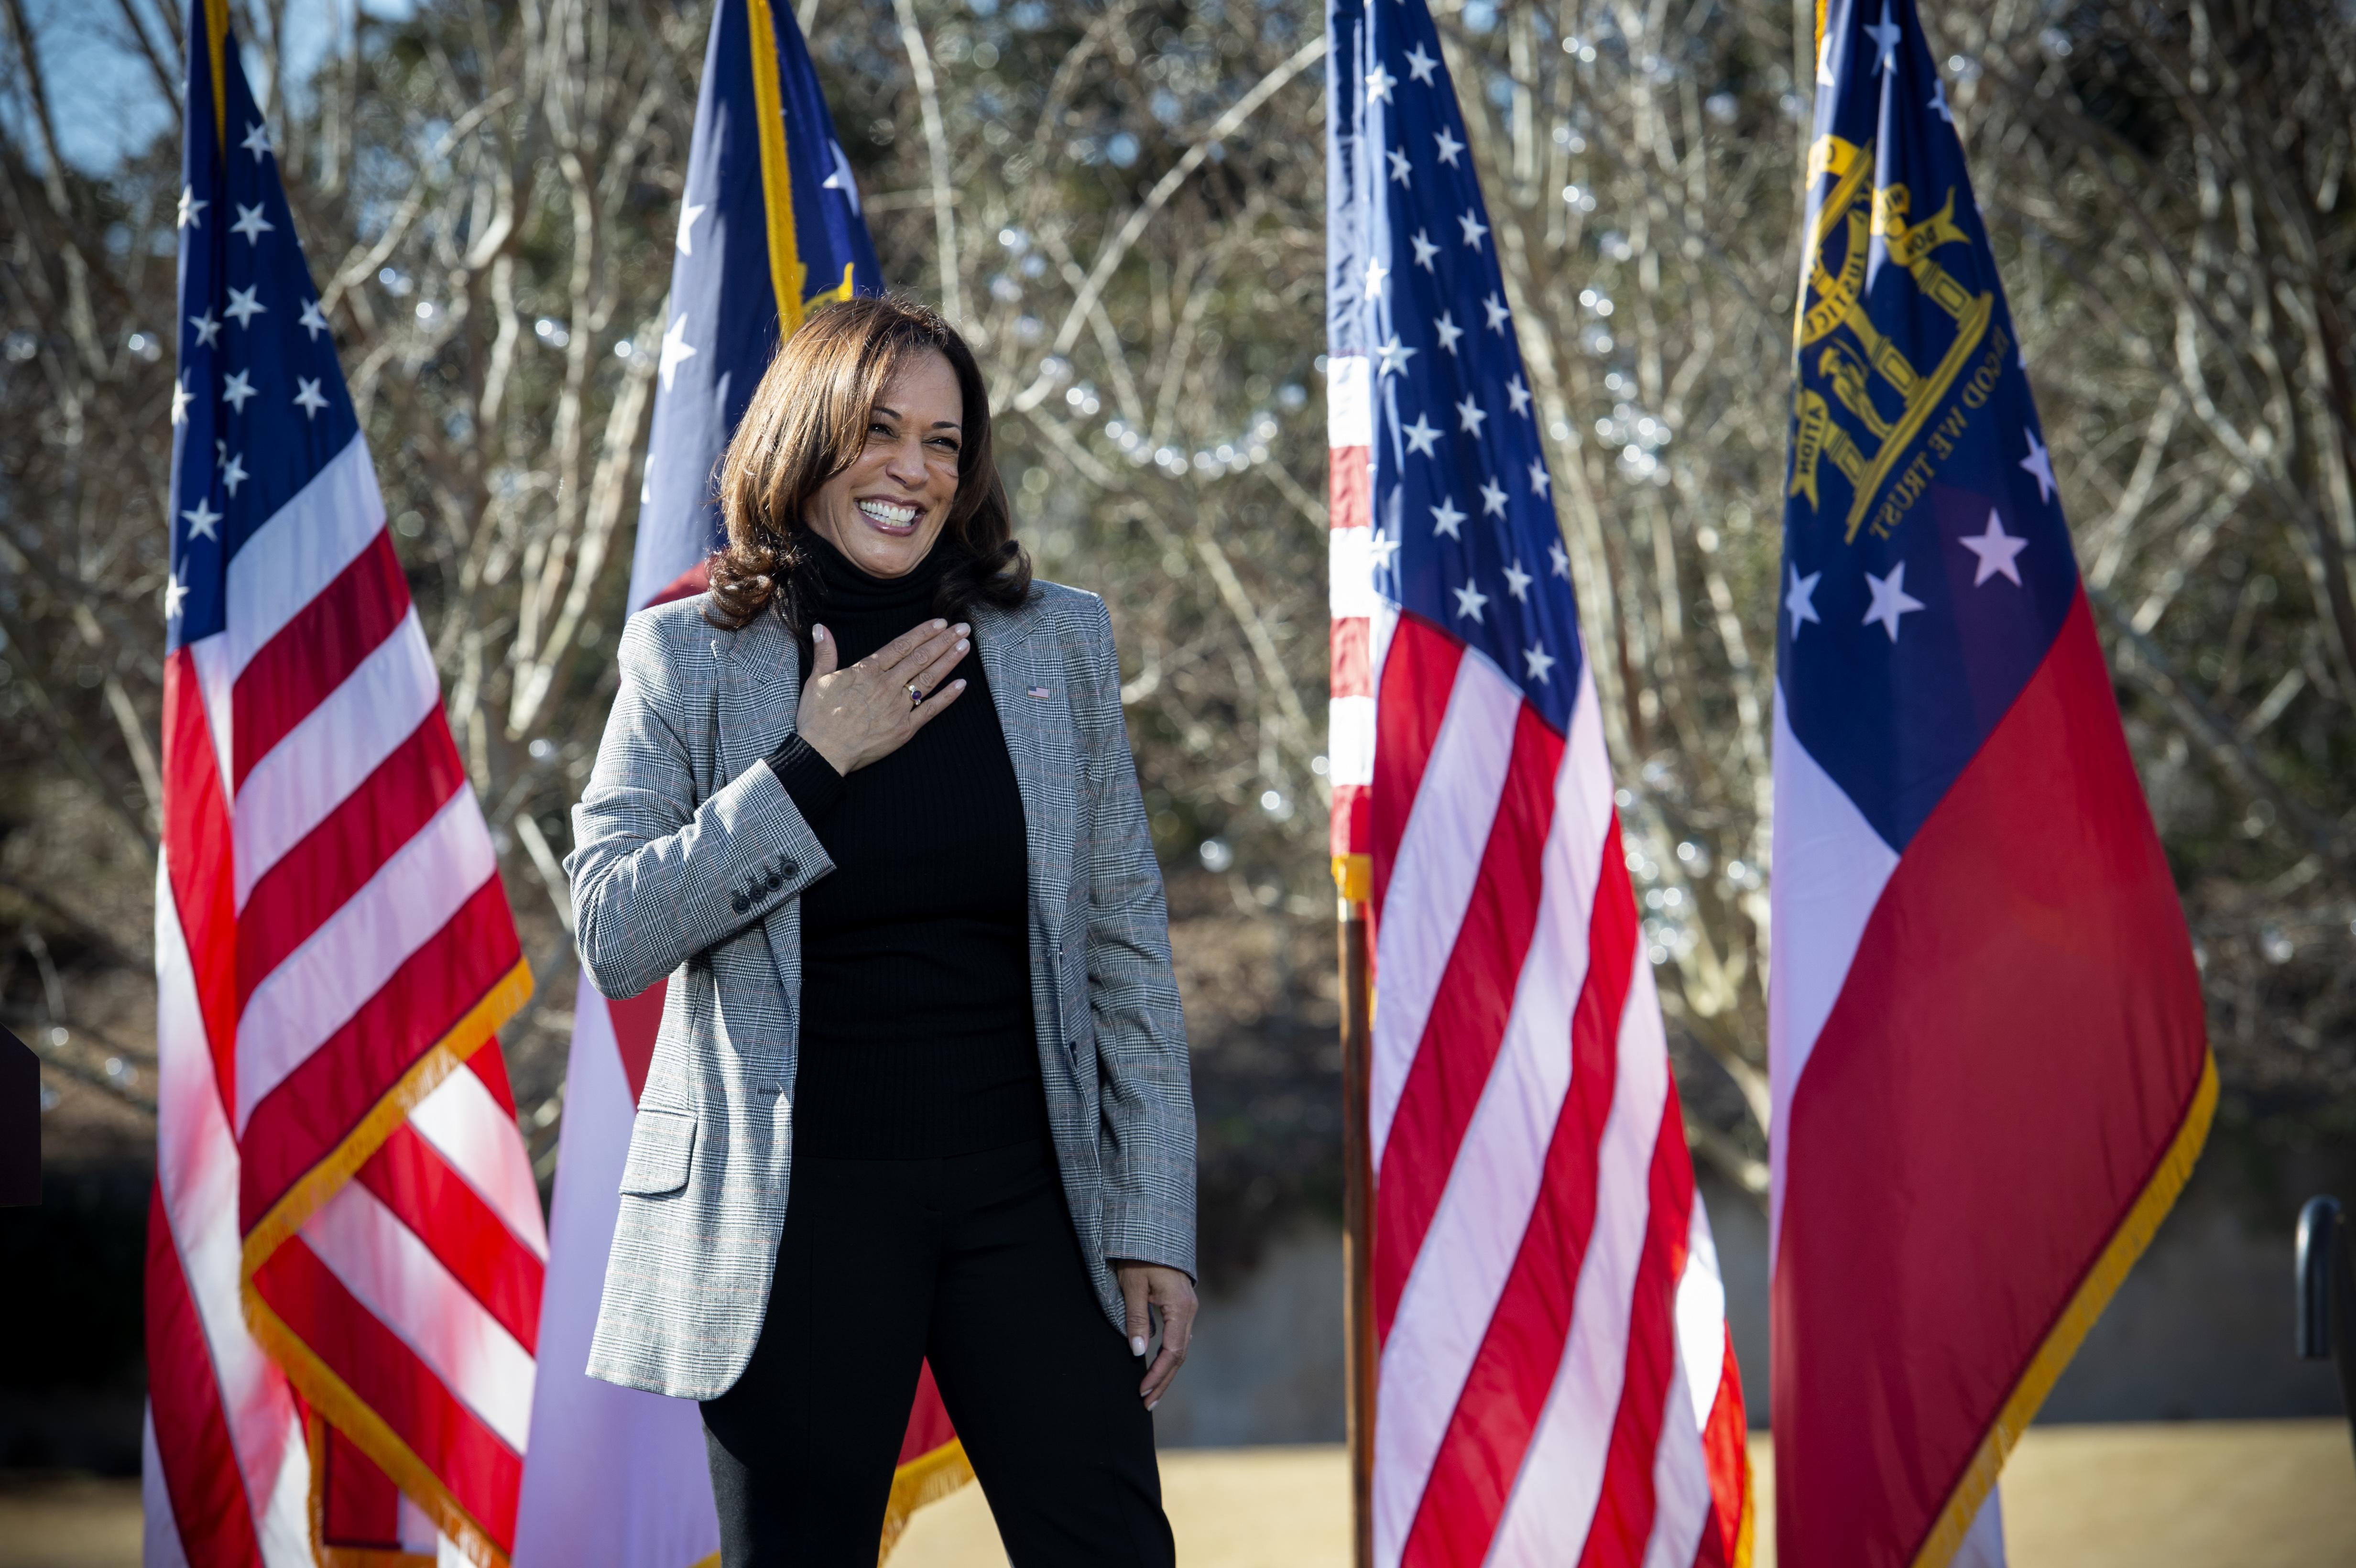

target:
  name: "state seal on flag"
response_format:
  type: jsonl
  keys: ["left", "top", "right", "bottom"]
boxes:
{"left": 1788, "top": 133, "right": 2003, "bottom": 544}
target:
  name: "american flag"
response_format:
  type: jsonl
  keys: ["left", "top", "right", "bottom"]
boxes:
{"left": 1770, "top": 3, "right": 2213, "bottom": 1563}
{"left": 147, "top": 4, "right": 541, "bottom": 1563}
{"left": 1326, "top": 1, "right": 1750, "bottom": 1563}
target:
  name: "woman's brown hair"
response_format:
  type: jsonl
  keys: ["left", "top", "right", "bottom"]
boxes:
{"left": 705, "top": 294, "right": 1031, "bottom": 633}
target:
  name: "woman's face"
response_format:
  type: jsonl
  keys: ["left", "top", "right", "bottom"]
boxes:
{"left": 803, "top": 349, "right": 965, "bottom": 579}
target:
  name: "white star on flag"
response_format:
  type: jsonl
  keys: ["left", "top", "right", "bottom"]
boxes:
{"left": 1817, "top": 29, "right": 1837, "bottom": 85}
{"left": 1549, "top": 540, "right": 1571, "bottom": 578}
{"left": 293, "top": 376, "right": 329, "bottom": 418}
{"left": 177, "top": 186, "right": 206, "bottom": 229}
{"left": 1523, "top": 643, "right": 1558, "bottom": 683}
{"left": 1929, "top": 78, "right": 1954, "bottom": 123}
{"left": 1364, "top": 257, "right": 1389, "bottom": 299}
{"left": 1368, "top": 530, "right": 1401, "bottom": 571}
{"left": 1506, "top": 375, "right": 1532, "bottom": 415}
{"left": 1504, "top": 560, "right": 1534, "bottom": 600}
{"left": 1430, "top": 496, "right": 1467, "bottom": 538}
{"left": 1433, "top": 312, "right": 1464, "bottom": 355}
{"left": 221, "top": 369, "right": 258, "bottom": 412}
{"left": 181, "top": 497, "right": 222, "bottom": 541}
{"left": 1366, "top": 63, "right": 1397, "bottom": 102}
{"left": 224, "top": 285, "right": 266, "bottom": 327}
{"left": 163, "top": 569, "right": 188, "bottom": 621}
{"left": 230, "top": 202, "right": 274, "bottom": 244}
{"left": 1459, "top": 209, "right": 1488, "bottom": 248}
{"left": 170, "top": 377, "right": 192, "bottom": 425}
{"left": 660, "top": 312, "right": 699, "bottom": 391}
{"left": 241, "top": 120, "right": 273, "bottom": 161}
{"left": 1405, "top": 43, "right": 1439, "bottom": 83}
{"left": 676, "top": 200, "right": 708, "bottom": 256}
{"left": 1403, "top": 414, "right": 1442, "bottom": 457}
{"left": 1960, "top": 510, "right": 2028, "bottom": 585}
{"left": 1479, "top": 478, "right": 1509, "bottom": 517}
{"left": 1452, "top": 581, "right": 1489, "bottom": 621}
{"left": 1434, "top": 126, "right": 1465, "bottom": 166}
{"left": 1865, "top": 1, "right": 1903, "bottom": 75}
{"left": 1387, "top": 147, "right": 1412, "bottom": 186}
{"left": 1377, "top": 335, "right": 1417, "bottom": 376}
{"left": 1528, "top": 457, "right": 1551, "bottom": 497}
{"left": 298, "top": 298, "right": 328, "bottom": 340}
{"left": 1483, "top": 292, "right": 1510, "bottom": 332}
{"left": 1410, "top": 229, "right": 1440, "bottom": 271}
{"left": 822, "top": 139, "right": 862, "bottom": 213}
{"left": 189, "top": 309, "right": 221, "bottom": 349}
{"left": 1786, "top": 565, "right": 1822, "bottom": 634}
{"left": 2019, "top": 425, "right": 2057, "bottom": 502}
{"left": 1456, "top": 394, "right": 1488, "bottom": 436}
{"left": 1862, "top": 561, "right": 1925, "bottom": 642}
{"left": 220, "top": 452, "right": 249, "bottom": 497}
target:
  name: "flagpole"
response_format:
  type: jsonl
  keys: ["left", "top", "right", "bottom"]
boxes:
{"left": 1338, "top": 892, "right": 1375, "bottom": 1568}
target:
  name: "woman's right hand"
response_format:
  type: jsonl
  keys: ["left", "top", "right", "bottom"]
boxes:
{"left": 794, "top": 619, "right": 971, "bottom": 775}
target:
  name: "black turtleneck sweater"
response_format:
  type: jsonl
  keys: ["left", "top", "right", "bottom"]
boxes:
{"left": 762, "top": 531, "right": 1046, "bottom": 1159}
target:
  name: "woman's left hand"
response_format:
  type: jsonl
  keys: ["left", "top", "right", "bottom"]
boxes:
{"left": 1113, "top": 1261, "right": 1197, "bottom": 1410}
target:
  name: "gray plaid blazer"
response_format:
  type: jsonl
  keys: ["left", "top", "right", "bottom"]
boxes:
{"left": 565, "top": 581, "right": 1195, "bottom": 1401}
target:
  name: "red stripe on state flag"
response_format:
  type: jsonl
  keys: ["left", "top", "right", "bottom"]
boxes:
{"left": 356, "top": 1122, "right": 545, "bottom": 1354}
{"left": 231, "top": 528, "right": 410, "bottom": 789}
{"left": 1372, "top": 703, "right": 1564, "bottom": 1339}
{"left": 606, "top": 982, "right": 668, "bottom": 1108}
{"left": 163, "top": 649, "right": 240, "bottom": 1117}
{"left": 144, "top": 1181, "right": 265, "bottom": 1568}
{"left": 1369, "top": 617, "right": 1468, "bottom": 920}
{"left": 253, "top": 1236, "right": 524, "bottom": 1552}
{"left": 238, "top": 878, "right": 523, "bottom": 1231}
{"left": 1772, "top": 594, "right": 2209, "bottom": 1567}
{"left": 1398, "top": 828, "right": 1640, "bottom": 1568}
{"left": 236, "top": 714, "right": 466, "bottom": 1013}
{"left": 1573, "top": 1090, "right": 1697, "bottom": 1568}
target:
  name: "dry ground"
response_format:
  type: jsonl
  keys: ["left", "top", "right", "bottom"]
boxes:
{"left": 893, "top": 1423, "right": 2356, "bottom": 1568}
{"left": 2, "top": 1422, "right": 2350, "bottom": 1566}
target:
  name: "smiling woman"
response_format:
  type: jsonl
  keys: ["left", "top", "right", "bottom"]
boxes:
{"left": 566, "top": 294, "right": 1198, "bottom": 1567}
{"left": 706, "top": 296, "right": 1030, "bottom": 635}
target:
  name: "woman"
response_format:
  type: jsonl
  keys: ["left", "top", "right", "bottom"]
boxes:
{"left": 566, "top": 295, "right": 1196, "bottom": 1566}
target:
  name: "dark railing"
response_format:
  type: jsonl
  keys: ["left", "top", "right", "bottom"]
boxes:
{"left": 2295, "top": 1195, "right": 2356, "bottom": 1468}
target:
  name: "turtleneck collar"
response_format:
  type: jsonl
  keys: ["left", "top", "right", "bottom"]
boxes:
{"left": 800, "top": 525, "right": 953, "bottom": 612}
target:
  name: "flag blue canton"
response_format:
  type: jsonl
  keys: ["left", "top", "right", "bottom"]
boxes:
{"left": 630, "top": 0, "right": 883, "bottom": 607}
{"left": 166, "top": 32, "right": 359, "bottom": 653}
{"left": 1778, "top": 0, "right": 2081, "bottom": 850}
{"left": 1329, "top": 0, "right": 1585, "bottom": 732}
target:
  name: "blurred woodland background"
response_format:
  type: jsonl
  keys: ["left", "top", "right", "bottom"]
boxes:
{"left": 3, "top": 0, "right": 2355, "bottom": 1464}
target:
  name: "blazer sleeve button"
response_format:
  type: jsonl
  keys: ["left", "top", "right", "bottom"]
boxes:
{"left": 731, "top": 892, "right": 750, "bottom": 914}
{"left": 765, "top": 869, "right": 783, "bottom": 891}
{"left": 778, "top": 860, "right": 798, "bottom": 880}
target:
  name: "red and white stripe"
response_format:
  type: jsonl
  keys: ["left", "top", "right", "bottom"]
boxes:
{"left": 1332, "top": 413, "right": 1749, "bottom": 1568}
{"left": 149, "top": 429, "right": 542, "bottom": 1567}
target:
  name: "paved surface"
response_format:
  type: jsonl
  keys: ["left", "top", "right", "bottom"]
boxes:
{"left": 4, "top": 1423, "right": 2351, "bottom": 1566}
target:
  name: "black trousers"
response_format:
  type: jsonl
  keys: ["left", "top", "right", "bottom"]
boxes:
{"left": 699, "top": 1137, "right": 1175, "bottom": 1567}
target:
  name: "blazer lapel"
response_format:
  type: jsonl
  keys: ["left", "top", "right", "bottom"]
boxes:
{"left": 973, "top": 595, "right": 1074, "bottom": 946}
{"left": 717, "top": 605, "right": 801, "bottom": 791}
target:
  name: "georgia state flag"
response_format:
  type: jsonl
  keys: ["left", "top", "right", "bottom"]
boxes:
{"left": 1767, "top": 2, "right": 2216, "bottom": 1565}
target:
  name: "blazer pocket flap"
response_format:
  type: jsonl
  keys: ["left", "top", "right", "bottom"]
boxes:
{"left": 619, "top": 1108, "right": 697, "bottom": 1196}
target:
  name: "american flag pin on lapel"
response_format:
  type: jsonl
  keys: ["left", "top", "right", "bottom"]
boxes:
{"left": 1027, "top": 685, "right": 1052, "bottom": 699}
